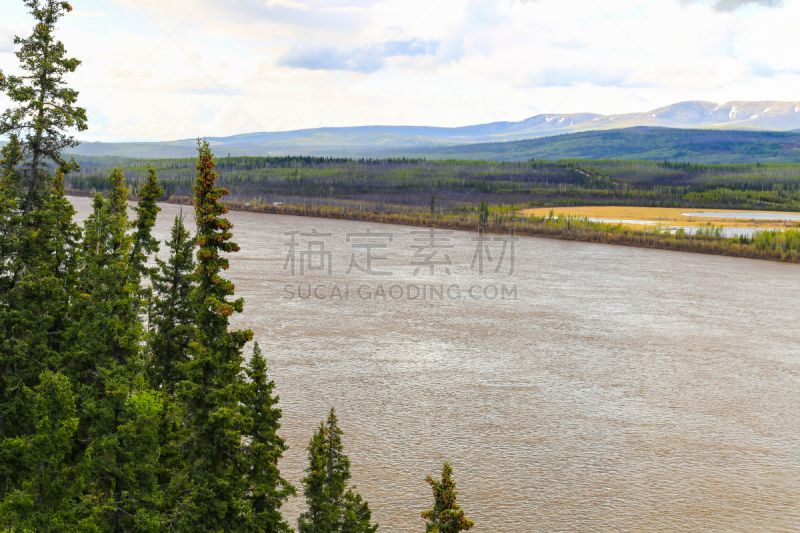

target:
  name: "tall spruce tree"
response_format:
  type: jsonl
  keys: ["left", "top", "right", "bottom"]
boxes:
{"left": 0, "top": 136, "right": 81, "bottom": 500}
{"left": 66, "top": 170, "right": 164, "bottom": 531}
{"left": 298, "top": 408, "right": 377, "bottom": 533}
{"left": 244, "top": 341, "right": 295, "bottom": 532}
{"left": 0, "top": 0, "right": 87, "bottom": 499}
{"left": 148, "top": 214, "right": 196, "bottom": 394}
{"left": 0, "top": 0, "right": 87, "bottom": 213}
{"left": 147, "top": 213, "right": 195, "bottom": 508}
{"left": 173, "top": 139, "right": 253, "bottom": 532}
{"left": 421, "top": 462, "right": 473, "bottom": 533}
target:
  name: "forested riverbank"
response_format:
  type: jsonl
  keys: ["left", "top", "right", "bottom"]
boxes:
{"left": 62, "top": 154, "right": 800, "bottom": 262}
{"left": 0, "top": 3, "right": 474, "bottom": 530}
{"left": 131, "top": 195, "right": 798, "bottom": 264}
{"left": 2, "top": 136, "right": 474, "bottom": 531}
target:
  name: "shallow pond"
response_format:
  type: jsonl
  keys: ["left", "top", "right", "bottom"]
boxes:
{"left": 682, "top": 211, "right": 800, "bottom": 221}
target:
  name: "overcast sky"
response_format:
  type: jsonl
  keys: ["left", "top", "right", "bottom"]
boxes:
{"left": 2, "top": 0, "right": 799, "bottom": 142}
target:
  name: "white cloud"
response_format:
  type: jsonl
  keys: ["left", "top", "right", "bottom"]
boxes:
{"left": 0, "top": 23, "right": 20, "bottom": 53}
{"left": 277, "top": 38, "right": 440, "bottom": 72}
{"left": 679, "top": 0, "right": 783, "bottom": 10}
{"left": 2, "top": 0, "right": 800, "bottom": 142}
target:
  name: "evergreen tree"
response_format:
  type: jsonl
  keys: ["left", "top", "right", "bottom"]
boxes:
{"left": 0, "top": 138, "right": 26, "bottom": 458}
{"left": 340, "top": 490, "right": 376, "bottom": 533}
{"left": 0, "top": 137, "right": 81, "bottom": 498}
{"left": 298, "top": 408, "right": 377, "bottom": 533}
{"left": 478, "top": 201, "right": 489, "bottom": 227}
{"left": 421, "top": 462, "right": 473, "bottom": 533}
{"left": 0, "top": 371, "right": 85, "bottom": 531}
{"left": 147, "top": 213, "right": 195, "bottom": 517}
{"left": 66, "top": 170, "right": 164, "bottom": 531}
{"left": 244, "top": 341, "right": 295, "bottom": 532}
{"left": 0, "top": 0, "right": 88, "bottom": 213}
{"left": 299, "top": 421, "right": 332, "bottom": 533}
{"left": 174, "top": 139, "right": 253, "bottom": 532}
{"left": 131, "top": 165, "right": 164, "bottom": 280}
{"left": 148, "top": 214, "right": 196, "bottom": 394}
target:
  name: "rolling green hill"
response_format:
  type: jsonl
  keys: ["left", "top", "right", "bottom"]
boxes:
{"left": 393, "top": 127, "right": 800, "bottom": 164}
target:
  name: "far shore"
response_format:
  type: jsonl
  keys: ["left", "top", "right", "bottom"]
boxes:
{"left": 521, "top": 206, "right": 800, "bottom": 230}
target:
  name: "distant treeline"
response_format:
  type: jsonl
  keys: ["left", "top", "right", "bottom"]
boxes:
{"left": 65, "top": 155, "right": 800, "bottom": 213}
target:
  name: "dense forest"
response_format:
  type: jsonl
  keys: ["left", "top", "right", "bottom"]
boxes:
{"left": 65, "top": 155, "right": 800, "bottom": 213}
{"left": 61, "top": 154, "right": 800, "bottom": 261}
{"left": 0, "top": 2, "right": 476, "bottom": 531}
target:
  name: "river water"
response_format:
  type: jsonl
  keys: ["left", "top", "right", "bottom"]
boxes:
{"left": 70, "top": 196, "right": 800, "bottom": 532}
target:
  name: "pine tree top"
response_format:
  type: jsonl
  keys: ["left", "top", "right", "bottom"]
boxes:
{"left": 0, "top": 0, "right": 88, "bottom": 211}
{"left": 130, "top": 165, "right": 164, "bottom": 277}
{"left": 192, "top": 139, "right": 248, "bottom": 329}
{"left": 422, "top": 461, "right": 474, "bottom": 533}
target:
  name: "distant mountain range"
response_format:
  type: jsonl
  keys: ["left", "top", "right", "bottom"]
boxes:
{"left": 47, "top": 100, "right": 800, "bottom": 159}
{"left": 399, "top": 127, "right": 800, "bottom": 164}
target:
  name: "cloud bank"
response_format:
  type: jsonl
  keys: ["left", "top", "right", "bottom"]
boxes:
{"left": 3, "top": 0, "right": 800, "bottom": 142}
{"left": 680, "top": 0, "right": 784, "bottom": 11}
{"left": 277, "top": 38, "right": 440, "bottom": 72}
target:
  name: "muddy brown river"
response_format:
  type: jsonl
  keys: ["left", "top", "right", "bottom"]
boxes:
{"left": 71, "top": 196, "right": 800, "bottom": 532}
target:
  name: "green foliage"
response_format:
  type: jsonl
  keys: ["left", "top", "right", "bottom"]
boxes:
{"left": 478, "top": 201, "right": 489, "bottom": 227}
{"left": 244, "top": 342, "right": 296, "bottom": 532}
{"left": 421, "top": 462, "right": 473, "bottom": 533}
{"left": 148, "top": 214, "right": 196, "bottom": 394}
{"left": 299, "top": 421, "right": 331, "bottom": 533}
{"left": 340, "top": 490, "right": 376, "bottom": 533}
{"left": 173, "top": 139, "right": 254, "bottom": 532}
{"left": 131, "top": 165, "right": 164, "bottom": 279}
{"left": 0, "top": 371, "right": 85, "bottom": 532}
{"left": 0, "top": 0, "right": 87, "bottom": 212}
{"left": 749, "top": 228, "right": 800, "bottom": 253}
{"left": 65, "top": 169, "right": 165, "bottom": 530}
{"left": 0, "top": 135, "right": 81, "bottom": 501}
{"left": 298, "top": 408, "right": 377, "bottom": 533}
